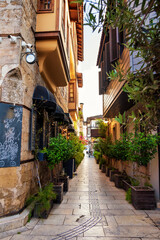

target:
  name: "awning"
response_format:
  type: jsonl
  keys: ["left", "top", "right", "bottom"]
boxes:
{"left": 33, "top": 85, "right": 57, "bottom": 112}
{"left": 53, "top": 105, "right": 64, "bottom": 120}
{"left": 65, "top": 113, "right": 73, "bottom": 124}
{"left": 68, "top": 124, "right": 75, "bottom": 132}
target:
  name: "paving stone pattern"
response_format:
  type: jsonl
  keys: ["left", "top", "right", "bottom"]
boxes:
{"left": 0, "top": 154, "right": 160, "bottom": 240}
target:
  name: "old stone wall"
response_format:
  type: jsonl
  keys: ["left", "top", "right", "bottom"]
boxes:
{"left": 110, "top": 158, "right": 151, "bottom": 186}
{"left": 0, "top": 0, "right": 67, "bottom": 217}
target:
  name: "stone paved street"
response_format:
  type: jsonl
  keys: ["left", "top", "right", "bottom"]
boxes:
{"left": 1, "top": 155, "right": 160, "bottom": 240}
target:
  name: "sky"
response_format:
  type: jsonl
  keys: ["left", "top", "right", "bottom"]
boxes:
{"left": 78, "top": 26, "right": 102, "bottom": 121}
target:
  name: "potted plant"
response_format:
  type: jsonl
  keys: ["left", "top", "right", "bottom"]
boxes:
{"left": 109, "top": 167, "right": 119, "bottom": 182}
{"left": 127, "top": 132, "right": 158, "bottom": 209}
{"left": 37, "top": 149, "right": 47, "bottom": 162}
{"left": 114, "top": 171, "right": 128, "bottom": 188}
{"left": 27, "top": 183, "right": 56, "bottom": 219}
{"left": 43, "top": 135, "right": 71, "bottom": 203}
{"left": 131, "top": 185, "right": 156, "bottom": 210}
{"left": 63, "top": 134, "right": 85, "bottom": 178}
{"left": 94, "top": 150, "right": 101, "bottom": 164}
{"left": 99, "top": 157, "right": 106, "bottom": 173}
{"left": 59, "top": 168, "right": 69, "bottom": 192}
{"left": 106, "top": 164, "right": 113, "bottom": 177}
{"left": 122, "top": 176, "right": 140, "bottom": 191}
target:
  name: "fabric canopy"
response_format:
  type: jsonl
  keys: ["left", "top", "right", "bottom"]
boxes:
{"left": 33, "top": 85, "right": 57, "bottom": 112}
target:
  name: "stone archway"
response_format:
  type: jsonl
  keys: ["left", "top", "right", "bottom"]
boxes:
{"left": 1, "top": 67, "right": 24, "bottom": 104}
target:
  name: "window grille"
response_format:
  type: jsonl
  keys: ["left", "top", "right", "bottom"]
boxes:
{"left": 38, "top": 0, "right": 54, "bottom": 13}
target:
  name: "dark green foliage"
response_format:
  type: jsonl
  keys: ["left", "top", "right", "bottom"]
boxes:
{"left": 100, "top": 132, "right": 159, "bottom": 166}
{"left": 96, "top": 119, "right": 108, "bottom": 138}
{"left": 126, "top": 188, "right": 132, "bottom": 203}
{"left": 94, "top": 150, "right": 101, "bottom": 160}
{"left": 94, "top": 136, "right": 113, "bottom": 157}
{"left": 130, "top": 178, "right": 140, "bottom": 186}
{"left": 110, "top": 134, "right": 131, "bottom": 161}
{"left": 99, "top": 157, "right": 106, "bottom": 169}
{"left": 144, "top": 182, "right": 153, "bottom": 188}
{"left": 69, "top": 133, "right": 85, "bottom": 167}
{"left": 127, "top": 132, "right": 159, "bottom": 166}
{"left": 44, "top": 134, "right": 74, "bottom": 169}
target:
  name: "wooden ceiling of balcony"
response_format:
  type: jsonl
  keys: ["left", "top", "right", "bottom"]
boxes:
{"left": 68, "top": 0, "right": 83, "bottom": 61}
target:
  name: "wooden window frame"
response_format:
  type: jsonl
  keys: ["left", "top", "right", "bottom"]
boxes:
{"left": 62, "top": 0, "right": 66, "bottom": 36}
{"left": 99, "top": 71, "right": 103, "bottom": 95}
{"left": 67, "top": 22, "right": 70, "bottom": 57}
{"left": 37, "top": 0, "right": 54, "bottom": 13}
{"left": 109, "top": 27, "right": 119, "bottom": 62}
{"left": 69, "top": 83, "right": 74, "bottom": 102}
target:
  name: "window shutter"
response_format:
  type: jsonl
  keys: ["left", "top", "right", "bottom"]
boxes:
{"left": 109, "top": 27, "right": 119, "bottom": 62}
{"left": 105, "top": 42, "right": 110, "bottom": 73}
{"left": 104, "top": 42, "right": 110, "bottom": 88}
{"left": 119, "top": 29, "right": 125, "bottom": 56}
{"left": 101, "top": 61, "right": 106, "bottom": 93}
{"left": 99, "top": 71, "right": 104, "bottom": 95}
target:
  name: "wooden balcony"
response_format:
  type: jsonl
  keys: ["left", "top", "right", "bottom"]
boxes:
{"left": 35, "top": 31, "right": 70, "bottom": 93}
{"left": 103, "top": 48, "right": 134, "bottom": 118}
{"left": 35, "top": 0, "right": 71, "bottom": 92}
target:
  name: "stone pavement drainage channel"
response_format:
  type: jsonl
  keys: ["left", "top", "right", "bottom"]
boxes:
{"left": 51, "top": 158, "right": 102, "bottom": 240}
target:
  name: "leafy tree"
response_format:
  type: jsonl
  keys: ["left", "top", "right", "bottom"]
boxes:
{"left": 75, "top": 0, "right": 160, "bottom": 130}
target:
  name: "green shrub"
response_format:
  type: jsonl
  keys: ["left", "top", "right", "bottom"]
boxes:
{"left": 69, "top": 133, "right": 85, "bottom": 167}
{"left": 126, "top": 188, "right": 132, "bottom": 203}
{"left": 144, "top": 182, "right": 153, "bottom": 188}
{"left": 44, "top": 135, "right": 74, "bottom": 169}
{"left": 94, "top": 151, "right": 101, "bottom": 160}
{"left": 112, "top": 134, "right": 130, "bottom": 161}
{"left": 99, "top": 157, "right": 106, "bottom": 169}
{"left": 130, "top": 177, "right": 140, "bottom": 186}
{"left": 26, "top": 183, "right": 56, "bottom": 217}
{"left": 93, "top": 136, "right": 112, "bottom": 157}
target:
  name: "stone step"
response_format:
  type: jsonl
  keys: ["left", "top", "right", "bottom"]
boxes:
{"left": 0, "top": 203, "right": 34, "bottom": 233}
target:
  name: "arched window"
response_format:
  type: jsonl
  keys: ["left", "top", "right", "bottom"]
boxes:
{"left": 37, "top": 0, "right": 54, "bottom": 13}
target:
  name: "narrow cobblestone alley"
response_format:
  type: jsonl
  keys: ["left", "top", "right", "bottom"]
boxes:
{"left": 1, "top": 155, "right": 160, "bottom": 240}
